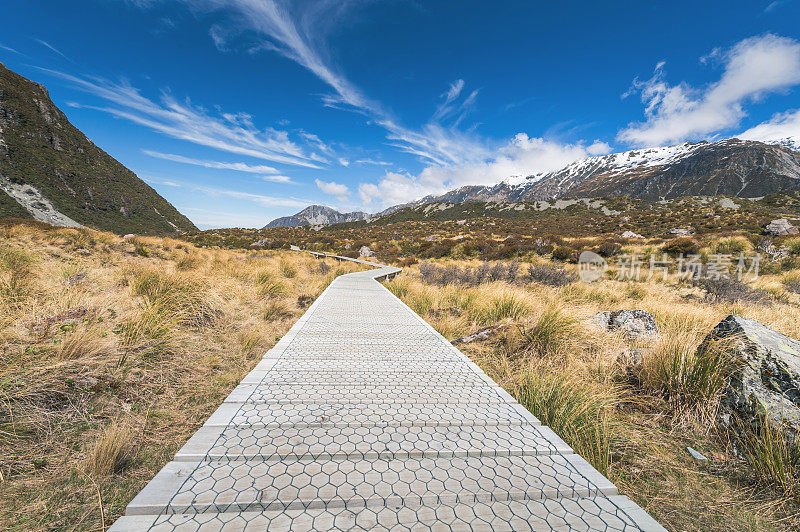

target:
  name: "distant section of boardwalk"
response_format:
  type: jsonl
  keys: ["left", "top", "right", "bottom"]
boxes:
{"left": 110, "top": 256, "right": 665, "bottom": 531}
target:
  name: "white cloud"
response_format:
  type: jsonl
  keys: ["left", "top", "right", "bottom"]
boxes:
{"left": 34, "top": 38, "right": 70, "bottom": 61}
{"left": 359, "top": 134, "right": 612, "bottom": 209}
{"left": 356, "top": 158, "right": 392, "bottom": 166}
{"left": 338, "top": 158, "right": 350, "bottom": 167}
{"left": 143, "top": 150, "right": 282, "bottom": 174}
{"left": 315, "top": 178, "right": 349, "bottom": 201}
{"left": 740, "top": 108, "right": 800, "bottom": 144}
{"left": 48, "top": 68, "right": 327, "bottom": 168}
{"left": 618, "top": 34, "right": 800, "bottom": 147}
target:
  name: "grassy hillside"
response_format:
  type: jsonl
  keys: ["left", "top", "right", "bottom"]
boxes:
{"left": 0, "top": 63, "right": 196, "bottom": 235}
{"left": 0, "top": 220, "right": 363, "bottom": 530}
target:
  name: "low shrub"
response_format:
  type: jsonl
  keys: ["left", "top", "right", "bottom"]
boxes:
{"left": 712, "top": 236, "right": 753, "bottom": 255}
{"left": 662, "top": 237, "right": 700, "bottom": 256}
{"left": 694, "top": 276, "right": 770, "bottom": 304}
{"left": 526, "top": 263, "right": 578, "bottom": 287}
{"left": 551, "top": 246, "right": 575, "bottom": 262}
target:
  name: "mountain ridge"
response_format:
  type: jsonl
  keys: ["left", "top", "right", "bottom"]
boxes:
{"left": 0, "top": 62, "right": 196, "bottom": 235}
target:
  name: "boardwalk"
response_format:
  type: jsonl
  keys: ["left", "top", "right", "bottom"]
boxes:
{"left": 110, "top": 261, "right": 664, "bottom": 531}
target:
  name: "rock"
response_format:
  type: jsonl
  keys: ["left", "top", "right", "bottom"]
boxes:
{"left": 701, "top": 315, "right": 800, "bottom": 440}
{"left": 289, "top": 245, "right": 300, "bottom": 251}
{"left": 424, "top": 235, "right": 437, "bottom": 242}
{"left": 359, "top": 246, "right": 374, "bottom": 257}
{"left": 588, "top": 311, "right": 612, "bottom": 331}
{"left": 764, "top": 218, "right": 798, "bottom": 236}
{"left": 452, "top": 324, "right": 511, "bottom": 345}
{"left": 620, "top": 231, "right": 644, "bottom": 239}
{"left": 249, "top": 238, "right": 271, "bottom": 247}
{"left": 591, "top": 310, "right": 659, "bottom": 339}
{"left": 122, "top": 234, "right": 135, "bottom": 240}
{"left": 344, "top": 243, "right": 351, "bottom": 250}
{"left": 686, "top": 447, "right": 708, "bottom": 462}
{"left": 669, "top": 227, "right": 695, "bottom": 237}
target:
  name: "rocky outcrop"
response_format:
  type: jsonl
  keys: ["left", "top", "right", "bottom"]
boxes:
{"left": 590, "top": 310, "right": 659, "bottom": 340}
{"left": 669, "top": 227, "right": 695, "bottom": 237}
{"left": 764, "top": 218, "right": 798, "bottom": 236}
{"left": 621, "top": 231, "right": 644, "bottom": 239}
{"left": 701, "top": 315, "right": 800, "bottom": 439}
{"left": 359, "top": 246, "right": 374, "bottom": 258}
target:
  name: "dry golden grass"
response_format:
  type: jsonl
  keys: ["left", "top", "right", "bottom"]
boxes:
{"left": 85, "top": 421, "right": 137, "bottom": 477}
{"left": 388, "top": 256, "right": 800, "bottom": 531}
{"left": 0, "top": 221, "right": 365, "bottom": 530}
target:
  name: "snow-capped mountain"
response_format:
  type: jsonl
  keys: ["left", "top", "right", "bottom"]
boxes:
{"left": 392, "top": 138, "right": 800, "bottom": 208}
{"left": 263, "top": 205, "right": 369, "bottom": 228}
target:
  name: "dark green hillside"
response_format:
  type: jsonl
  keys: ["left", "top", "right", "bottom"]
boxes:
{"left": 0, "top": 63, "right": 196, "bottom": 234}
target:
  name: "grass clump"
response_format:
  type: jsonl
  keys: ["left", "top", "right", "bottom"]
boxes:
{"left": 636, "top": 333, "right": 740, "bottom": 422}
{"left": 733, "top": 416, "right": 800, "bottom": 498}
{"left": 480, "top": 291, "right": 529, "bottom": 324}
{"left": 85, "top": 421, "right": 136, "bottom": 477}
{"left": 129, "top": 268, "right": 219, "bottom": 327}
{"left": 512, "top": 367, "right": 616, "bottom": 476}
{"left": 0, "top": 245, "right": 36, "bottom": 307}
{"left": 513, "top": 307, "right": 577, "bottom": 358}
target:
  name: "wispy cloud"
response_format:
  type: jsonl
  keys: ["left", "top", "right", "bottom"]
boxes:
{"left": 142, "top": 175, "right": 312, "bottom": 207}
{"left": 618, "top": 34, "right": 800, "bottom": 146}
{"left": 355, "top": 158, "right": 392, "bottom": 166}
{"left": 47, "top": 68, "right": 327, "bottom": 168}
{"left": 315, "top": 178, "right": 349, "bottom": 201}
{"left": 0, "top": 43, "right": 24, "bottom": 56}
{"left": 142, "top": 150, "right": 293, "bottom": 182}
{"left": 143, "top": 0, "right": 489, "bottom": 168}
{"left": 34, "top": 38, "right": 71, "bottom": 61}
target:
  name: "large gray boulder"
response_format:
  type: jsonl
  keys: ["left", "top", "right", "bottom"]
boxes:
{"left": 764, "top": 218, "right": 798, "bottom": 236}
{"left": 590, "top": 310, "right": 659, "bottom": 340}
{"left": 701, "top": 315, "right": 800, "bottom": 438}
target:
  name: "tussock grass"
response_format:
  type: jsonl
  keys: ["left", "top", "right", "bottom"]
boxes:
{"left": 56, "top": 325, "right": 113, "bottom": 361}
{"left": 0, "top": 245, "right": 36, "bottom": 307}
{"left": 479, "top": 290, "right": 529, "bottom": 324}
{"left": 636, "top": 332, "right": 740, "bottom": 423}
{"left": 512, "top": 366, "right": 617, "bottom": 476}
{"left": 733, "top": 416, "right": 800, "bottom": 498}
{"left": 85, "top": 421, "right": 136, "bottom": 477}
{"left": 512, "top": 307, "right": 577, "bottom": 358}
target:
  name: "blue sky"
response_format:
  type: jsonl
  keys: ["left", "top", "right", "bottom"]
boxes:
{"left": 2, "top": 1, "right": 800, "bottom": 228}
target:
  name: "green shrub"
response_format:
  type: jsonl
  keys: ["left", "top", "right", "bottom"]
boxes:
{"left": 551, "top": 246, "right": 575, "bottom": 262}
{"left": 661, "top": 237, "right": 700, "bottom": 256}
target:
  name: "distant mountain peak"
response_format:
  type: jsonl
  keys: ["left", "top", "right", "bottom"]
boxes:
{"left": 263, "top": 205, "right": 370, "bottom": 228}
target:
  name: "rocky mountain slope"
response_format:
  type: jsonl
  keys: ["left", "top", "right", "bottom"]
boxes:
{"left": 393, "top": 139, "right": 800, "bottom": 210}
{"left": 0, "top": 63, "right": 196, "bottom": 234}
{"left": 264, "top": 204, "right": 369, "bottom": 228}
